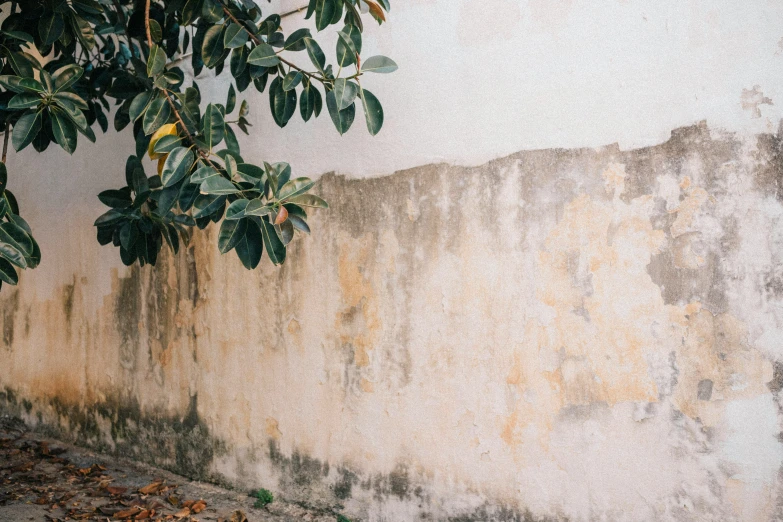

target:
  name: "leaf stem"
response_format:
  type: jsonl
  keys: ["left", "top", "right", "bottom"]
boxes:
{"left": 144, "top": 0, "right": 152, "bottom": 47}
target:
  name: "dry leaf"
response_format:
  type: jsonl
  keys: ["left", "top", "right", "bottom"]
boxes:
{"left": 174, "top": 507, "right": 191, "bottom": 518}
{"left": 114, "top": 506, "right": 142, "bottom": 519}
{"left": 138, "top": 481, "right": 163, "bottom": 495}
{"left": 190, "top": 499, "right": 207, "bottom": 513}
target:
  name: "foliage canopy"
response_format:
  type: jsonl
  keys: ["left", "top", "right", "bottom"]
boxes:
{"left": 0, "top": 0, "right": 396, "bottom": 288}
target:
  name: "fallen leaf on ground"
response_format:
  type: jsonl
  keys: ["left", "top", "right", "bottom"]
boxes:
{"left": 138, "top": 481, "right": 164, "bottom": 495}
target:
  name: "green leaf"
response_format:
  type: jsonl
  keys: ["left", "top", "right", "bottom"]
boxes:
{"left": 53, "top": 64, "right": 84, "bottom": 92}
{"left": 218, "top": 217, "right": 248, "bottom": 253}
{"left": 279, "top": 177, "right": 315, "bottom": 200}
{"left": 70, "top": 13, "right": 96, "bottom": 51}
{"left": 336, "top": 25, "right": 361, "bottom": 67}
{"left": 8, "top": 93, "right": 41, "bottom": 110}
{"left": 247, "top": 42, "right": 280, "bottom": 67}
{"left": 223, "top": 23, "right": 249, "bottom": 49}
{"left": 304, "top": 38, "right": 325, "bottom": 73}
{"left": 269, "top": 77, "right": 296, "bottom": 127}
{"left": 0, "top": 258, "right": 17, "bottom": 285}
{"left": 191, "top": 164, "right": 220, "bottom": 183}
{"left": 202, "top": 103, "right": 225, "bottom": 150}
{"left": 119, "top": 222, "right": 138, "bottom": 251}
{"left": 230, "top": 46, "right": 249, "bottom": 77}
{"left": 244, "top": 199, "right": 272, "bottom": 217}
{"left": 98, "top": 189, "right": 132, "bottom": 208}
{"left": 315, "top": 0, "right": 336, "bottom": 31}
{"left": 12, "top": 111, "right": 42, "bottom": 152}
{"left": 53, "top": 91, "right": 88, "bottom": 110}
{"left": 226, "top": 84, "right": 237, "bottom": 113}
{"left": 362, "top": 55, "right": 398, "bottom": 74}
{"left": 284, "top": 28, "right": 311, "bottom": 51}
{"left": 0, "top": 222, "right": 34, "bottom": 258}
{"left": 333, "top": 78, "right": 358, "bottom": 110}
{"left": 200, "top": 175, "right": 239, "bottom": 195}
{"left": 193, "top": 194, "right": 227, "bottom": 218}
{"left": 282, "top": 71, "right": 303, "bottom": 91}
{"left": 142, "top": 97, "right": 171, "bottom": 134}
{"left": 4, "top": 52, "right": 34, "bottom": 79}
{"left": 299, "top": 82, "right": 320, "bottom": 122}
{"left": 225, "top": 199, "right": 251, "bottom": 219}
{"left": 153, "top": 135, "right": 182, "bottom": 155}
{"left": 161, "top": 147, "right": 195, "bottom": 187}
{"left": 235, "top": 218, "right": 263, "bottom": 269}
{"left": 285, "top": 193, "right": 329, "bottom": 208}
{"left": 0, "top": 228, "right": 27, "bottom": 269}
{"left": 178, "top": 181, "right": 200, "bottom": 212}
{"left": 147, "top": 45, "right": 166, "bottom": 77}
{"left": 0, "top": 76, "right": 45, "bottom": 94}
{"left": 260, "top": 218, "right": 286, "bottom": 265}
{"left": 202, "top": 24, "right": 226, "bottom": 68}
{"left": 39, "top": 13, "right": 64, "bottom": 46}
{"left": 360, "top": 88, "right": 384, "bottom": 136}
{"left": 50, "top": 109, "right": 78, "bottom": 154}
{"left": 325, "top": 90, "right": 355, "bottom": 135}
{"left": 288, "top": 214, "right": 311, "bottom": 234}
{"left": 128, "top": 92, "right": 152, "bottom": 123}
{"left": 149, "top": 18, "right": 163, "bottom": 42}
{"left": 0, "top": 163, "right": 6, "bottom": 195}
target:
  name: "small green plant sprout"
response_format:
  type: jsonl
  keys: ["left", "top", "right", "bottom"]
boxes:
{"left": 252, "top": 488, "right": 274, "bottom": 508}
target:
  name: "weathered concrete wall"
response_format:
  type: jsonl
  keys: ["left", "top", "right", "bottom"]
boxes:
{"left": 2, "top": 122, "right": 783, "bottom": 521}
{"left": 2, "top": 1, "right": 783, "bottom": 520}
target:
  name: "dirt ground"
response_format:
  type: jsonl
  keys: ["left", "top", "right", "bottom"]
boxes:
{"left": 0, "top": 416, "right": 341, "bottom": 522}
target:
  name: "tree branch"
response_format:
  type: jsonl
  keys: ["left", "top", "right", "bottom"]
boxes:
{"left": 220, "top": 6, "right": 332, "bottom": 85}
{"left": 144, "top": 0, "right": 152, "bottom": 47}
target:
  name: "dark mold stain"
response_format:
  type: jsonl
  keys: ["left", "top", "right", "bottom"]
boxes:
{"left": 2, "top": 289, "right": 19, "bottom": 347}
{"left": 697, "top": 379, "right": 714, "bottom": 401}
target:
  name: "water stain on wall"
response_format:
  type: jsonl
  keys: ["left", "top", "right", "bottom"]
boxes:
{"left": 1, "top": 123, "right": 783, "bottom": 521}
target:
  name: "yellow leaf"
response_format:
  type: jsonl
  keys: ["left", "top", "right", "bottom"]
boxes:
{"left": 148, "top": 123, "right": 178, "bottom": 160}
{"left": 157, "top": 155, "right": 167, "bottom": 176}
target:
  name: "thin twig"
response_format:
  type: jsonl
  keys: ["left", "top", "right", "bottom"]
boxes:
{"left": 280, "top": 4, "right": 309, "bottom": 19}
{"left": 221, "top": 6, "right": 331, "bottom": 85}
{"left": 144, "top": 0, "right": 152, "bottom": 47}
{"left": 162, "top": 91, "right": 218, "bottom": 169}
{"left": 2, "top": 122, "right": 9, "bottom": 165}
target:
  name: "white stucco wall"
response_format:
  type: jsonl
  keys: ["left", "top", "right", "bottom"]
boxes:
{"left": 2, "top": 2, "right": 783, "bottom": 521}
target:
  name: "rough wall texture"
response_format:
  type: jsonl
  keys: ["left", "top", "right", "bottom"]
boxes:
{"left": 2, "top": 122, "right": 783, "bottom": 521}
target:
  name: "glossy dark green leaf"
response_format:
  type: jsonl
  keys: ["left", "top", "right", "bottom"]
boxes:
{"left": 235, "top": 218, "right": 263, "bottom": 269}
{"left": 50, "top": 109, "right": 77, "bottom": 154}
{"left": 98, "top": 189, "right": 132, "bottom": 208}
{"left": 230, "top": 45, "right": 249, "bottom": 77}
{"left": 333, "top": 78, "right": 358, "bottom": 110}
{"left": 191, "top": 164, "right": 220, "bottom": 183}
{"left": 288, "top": 214, "right": 310, "bottom": 234}
{"left": 247, "top": 42, "right": 280, "bottom": 67}
{"left": 225, "top": 199, "right": 251, "bottom": 219}
{"left": 202, "top": 103, "right": 225, "bottom": 150}
{"left": 315, "top": 0, "right": 336, "bottom": 31}
{"left": 226, "top": 84, "right": 237, "bottom": 113}
{"left": 362, "top": 55, "right": 398, "bottom": 74}
{"left": 0, "top": 163, "right": 6, "bottom": 195}
{"left": 282, "top": 71, "right": 303, "bottom": 91}
{"left": 12, "top": 111, "right": 42, "bottom": 152}
{"left": 325, "top": 90, "right": 355, "bottom": 135}
{"left": 153, "top": 134, "right": 183, "bottom": 154}
{"left": 275, "top": 219, "right": 294, "bottom": 245}
{"left": 223, "top": 23, "right": 249, "bottom": 49}
{"left": 200, "top": 175, "right": 238, "bottom": 195}
{"left": 284, "top": 28, "right": 311, "bottom": 51}
{"left": 260, "top": 218, "right": 286, "bottom": 265}
{"left": 218, "top": 217, "right": 248, "bottom": 253}
{"left": 39, "top": 13, "right": 64, "bottom": 46}
{"left": 161, "top": 147, "right": 195, "bottom": 187}
{"left": 193, "top": 194, "right": 227, "bottom": 218}
{"left": 142, "top": 97, "right": 171, "bottom": 134}
{"left": 285, "top": 193, "right": 328, "bottom": 208}
{"left": 129, "top": 91, "right": 153, "bottom": 122}
{"left": 178, "top": 179, "right": 201, "bottom": 212}
{"left": 304, "top": 38, "right": 325, "bottom": 73}
{"left": 147, "top": 44, "right": 166, "bottom": 77}
{"left": 360, "top": 88, "right": 384, "bottom": 136}
{"left": 201, "top": 24, "right": 226, "bottom": 68}
{"left": 4, "top": 52, "right": 34, "bottom": 79}
{"left": 299, "top": 83, "right": 318, "bottom": 121}
{"left": 8, "top": 93, "right": 41, "bottom": 110}
{"left": 244, "top": 199, "right": 272, "bottom": 217}
{"left": 336, "top": 25, "right": 361, "bottom": 67}
{"left": 269, "top": 77, "right": 296, "bottom": 127}
{"left": 120, "top": 222, "right": 138, "bottom": 251}
{"left": 70, "top": 13, "right": 96, "bottom": 51}
{"left": 279, "top": 177, "right": 315, "bottom": 200}
{"left": 0, "top": 258, "right": 17, "bottom": 285}
{"left": 0, "top": 229, "right": 28, "bottom": 269}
